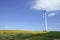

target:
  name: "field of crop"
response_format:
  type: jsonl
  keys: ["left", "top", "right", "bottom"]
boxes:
{"left": 0, "top": 30, "right": 60, "bottom": 40}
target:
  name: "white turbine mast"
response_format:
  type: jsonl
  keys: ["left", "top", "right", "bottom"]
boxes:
{"left": 44, "top": 10, "right": 48, "bottom": 31}
{"left": 5, "top": 24, "right": 7, "bottom": 30}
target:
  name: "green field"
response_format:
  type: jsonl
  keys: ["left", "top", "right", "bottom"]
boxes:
{"left": 0, "top": 30, "right": 60, "bottom": 40}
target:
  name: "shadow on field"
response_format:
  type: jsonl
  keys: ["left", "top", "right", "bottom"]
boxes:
{"left": 0, "top": 31, "right": 60, "bottom": 40}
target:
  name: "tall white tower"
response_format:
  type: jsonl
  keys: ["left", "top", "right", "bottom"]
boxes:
{"left": 5, "top": 24, "right": 7, "bottom": 30}
{"left": 44, "top": 10, "right": 48, "bottom": 31}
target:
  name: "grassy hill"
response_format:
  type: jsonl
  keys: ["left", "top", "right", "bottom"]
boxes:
{"left": 0, "top": 30, "right": 45, "bottom": 35}
{"left": 0, "top": 30, "right": 60, "bottom": 40}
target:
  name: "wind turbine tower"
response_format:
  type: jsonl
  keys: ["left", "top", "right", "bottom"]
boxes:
{"left": 44, "top": 10, "right": 48, "bottom": 31}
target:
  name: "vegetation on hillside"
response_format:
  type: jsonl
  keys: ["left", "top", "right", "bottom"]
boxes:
{"left": 0, "top": 30, "right": 60, "bottom": 40}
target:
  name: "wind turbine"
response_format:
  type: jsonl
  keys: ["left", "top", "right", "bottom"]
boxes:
{"left": 5, "top": 24, "right": 7, "bottom": 30}
{"left": 32, "top": 0, "right": 60, "bottom": 31}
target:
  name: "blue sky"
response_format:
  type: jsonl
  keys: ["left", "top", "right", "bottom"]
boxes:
{"left": 0, "top": 0, "right": 60, "bottom": 31}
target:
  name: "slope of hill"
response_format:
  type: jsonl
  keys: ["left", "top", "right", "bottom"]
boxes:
{"left": 0, "top": 30, "right": 60, "bottom": 40}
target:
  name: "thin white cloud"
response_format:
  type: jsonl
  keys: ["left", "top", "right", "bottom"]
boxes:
{"left": 32, "top": 0, "right": 60, "bottom": 11}
{"left": 48, "top": 13, "right": 57, "bottom": 17}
